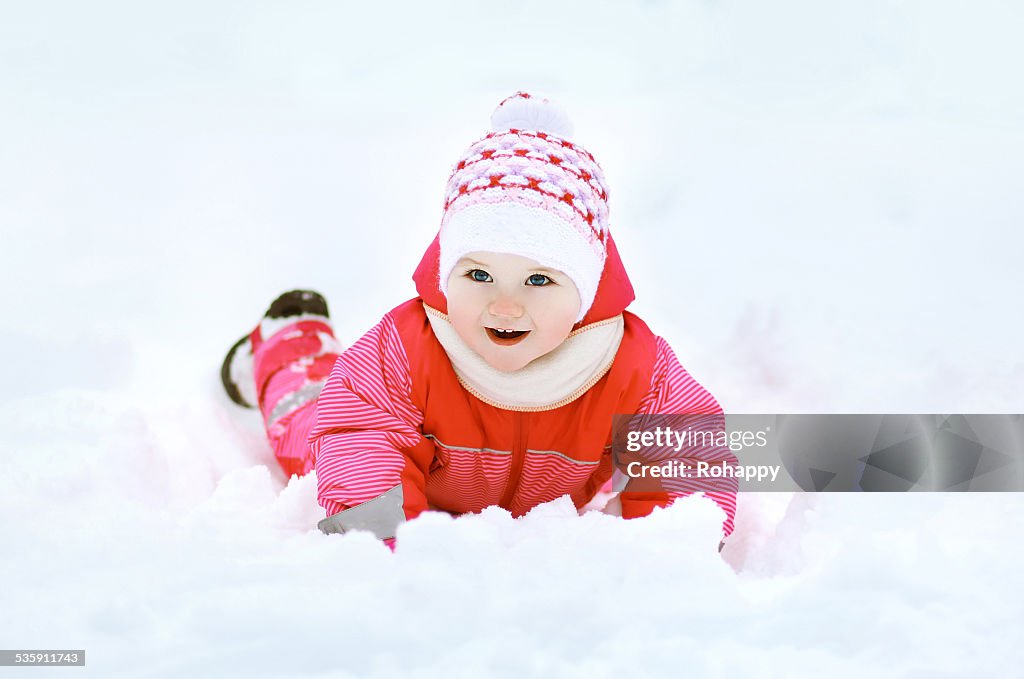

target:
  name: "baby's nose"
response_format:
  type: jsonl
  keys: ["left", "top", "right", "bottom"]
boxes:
{"left": 488, "top": 295, "right": 524, "bottom": 319}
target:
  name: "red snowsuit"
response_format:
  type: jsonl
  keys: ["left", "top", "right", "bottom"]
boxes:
{"left": 303, "top": 234, "right": 738, "bottom": 541}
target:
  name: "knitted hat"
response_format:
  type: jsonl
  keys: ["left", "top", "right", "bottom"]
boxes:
{"left": 438, "top": 92, "right": 612, "bottom": 323}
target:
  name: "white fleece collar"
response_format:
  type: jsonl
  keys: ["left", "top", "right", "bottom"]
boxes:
{"left": 423, "top": 303, "right": 624, "bottom": 411}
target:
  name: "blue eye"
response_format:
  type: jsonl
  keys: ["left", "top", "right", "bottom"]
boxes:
{"left": 527, "top": 274, "right": 552, "bottom": 286}
{"left": 466, "top": 269, "right": 492, "bottom": 282}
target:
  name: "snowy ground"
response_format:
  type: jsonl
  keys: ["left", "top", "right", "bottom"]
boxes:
{"left": 2, "top": 2, "right": 1023, "bottom": 677}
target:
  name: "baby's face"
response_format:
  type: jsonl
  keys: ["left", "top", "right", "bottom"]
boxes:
{"left": 446, "top": 251, "right": 581, "bottom": 373}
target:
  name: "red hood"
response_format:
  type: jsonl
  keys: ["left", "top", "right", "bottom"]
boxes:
{"left": 412, "top": 232, "right": 635, "bottom": 329}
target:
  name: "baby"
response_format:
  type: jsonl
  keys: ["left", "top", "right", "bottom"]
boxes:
{"left": 222, "top": 92, "right": 738, "bottom": 548}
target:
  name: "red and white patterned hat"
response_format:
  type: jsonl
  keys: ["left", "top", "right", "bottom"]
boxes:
{"left": 438, "top": 92, "right": 611, "bottom": 323}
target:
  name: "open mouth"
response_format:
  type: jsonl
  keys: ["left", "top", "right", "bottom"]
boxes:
{"left": 486, "top": 327, "right": 530, "bottom": 346}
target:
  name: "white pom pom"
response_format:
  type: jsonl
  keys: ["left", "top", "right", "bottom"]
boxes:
{"left": 490, "top": 92, "right": 574, "bottom": 138}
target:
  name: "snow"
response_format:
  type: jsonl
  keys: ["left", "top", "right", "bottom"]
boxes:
{"left": 2, "top": 1, "right": 1023, "bottom": 677}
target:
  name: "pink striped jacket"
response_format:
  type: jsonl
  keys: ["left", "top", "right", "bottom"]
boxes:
{"left": 307, "top": 235, "right": 737, "bottom": 542}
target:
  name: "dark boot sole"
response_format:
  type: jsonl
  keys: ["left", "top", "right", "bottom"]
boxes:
{"left": 220, "top": 333, "right": 255, "bottom": 408}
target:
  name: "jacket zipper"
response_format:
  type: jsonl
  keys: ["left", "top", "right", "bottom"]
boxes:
{"left": 499, "top": 411, "right": 528, "bottom": 510}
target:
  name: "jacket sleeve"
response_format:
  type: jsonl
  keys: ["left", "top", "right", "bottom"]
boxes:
{"left": 618, "top": 336, "right": 738, "bottom": 542}
{"left": 307, "top": 313, "right": 433, "bottom": 540}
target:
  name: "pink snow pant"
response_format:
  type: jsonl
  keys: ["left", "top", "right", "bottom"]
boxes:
{"left": 253, "top": 319, "right": 340, "bottom": 478}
